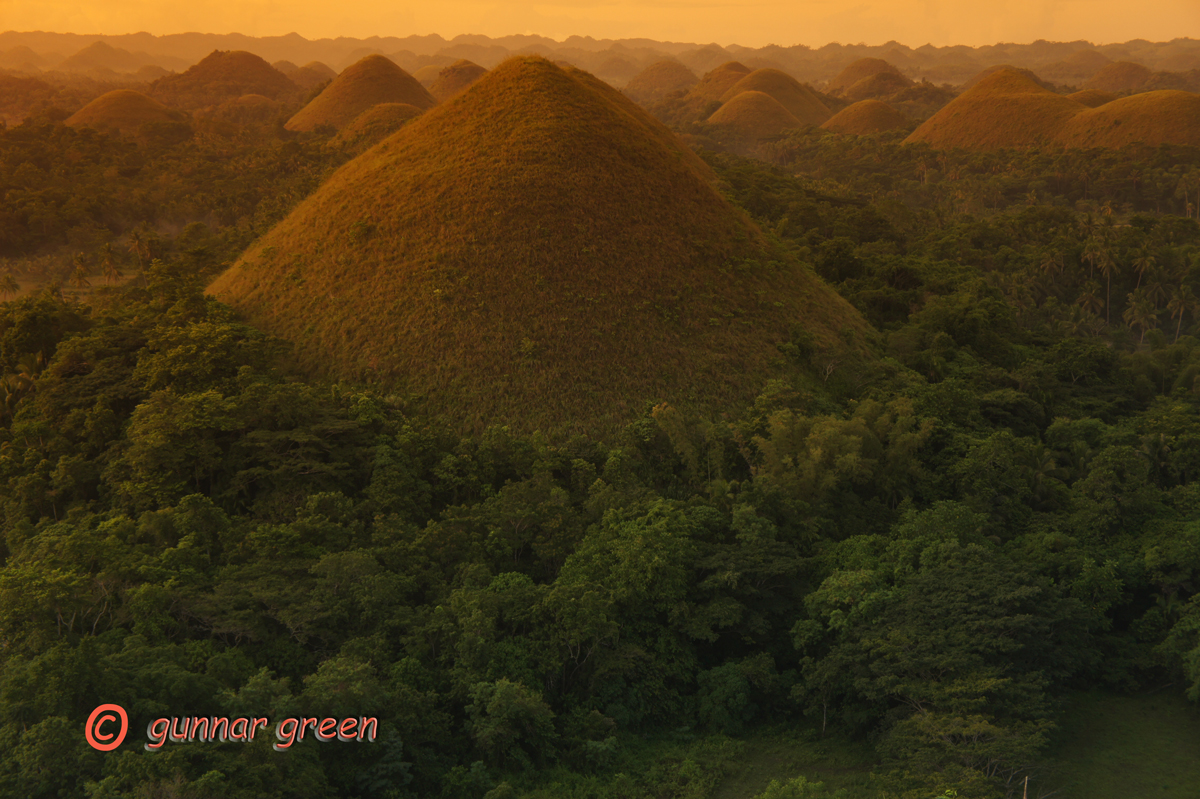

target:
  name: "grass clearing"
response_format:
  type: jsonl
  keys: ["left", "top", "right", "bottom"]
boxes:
{"left": 1046, "top": 690, "right": 1200, "bottom": 799}
{"left": 710, "top": 729, "right": 878, "bottom": 799}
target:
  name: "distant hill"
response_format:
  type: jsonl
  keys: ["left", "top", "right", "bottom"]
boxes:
{"left": 689, "top": 61, "right": 753, "bottom": 104}
{"left": 1083, "top": 61, "right": 1153, "bottom": 93}
{"left": 905, "top": 68, "right": 1085, "bottom": 149}
{"left": 623, "top": 60, "right": 698, "bottom": 106}
{"left": 1067, "top": 89, "right": 1117, "bottom": 108}
{"left": 719, "top": 69, "right": 831, "bottom": 126}
{"left": 429, "top": 60, "right": 487, "bottom": 102}
{"left": 827, "top": 58, "right": 905, "bottom": 93}
{"left": 65, "top": 89, "right": 184, "bottom": 136}
{"left": 329, "top": 102, "right": 424, "bottom": 153}
{"left": 289, "top": 61, "right": 337, "bottom": 90}
{"left": 285, "top": 54, "right": 435, "bottom": 132}
{"left": 210, "top": 56, "right": 866, "bottom": 434}
{"left": 58, "top": 41, "right": 187, "bottom": 74}
{"left": 149, "top": 50, "right": 301, "bottom": 109}
{"left": 962, "top": 64, "right": 1055, "bottom": 92}
{"left": 821, "top": 100, "right": 909, "bottom": 135}
{"left": 843, "top": 71, "right": 913, "bottom": 102}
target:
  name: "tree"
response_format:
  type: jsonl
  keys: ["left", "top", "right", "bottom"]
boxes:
{"left": 1132, "top": 249, "right": 1156, "bottom": 290}
{"left": 1168, "top": 285, "right": 1199, "bottom": 343}
{"left": 0, "top": 273, "right": 17, "bottom": 300}
{"left": 98, "top": 243, "right": 120, "bottom": 285}
{"left": 1096, "top": 251, "right": 1118, "bottom": 323}
{"left": 1123, "top": 292, "right": 1159, "bottom": 344}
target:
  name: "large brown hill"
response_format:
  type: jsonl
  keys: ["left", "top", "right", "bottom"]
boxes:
{"left": 285, "top": 54, "right": 435, "bottom": 131}
{"left": 720, "top": 69, "right": 831, "bottom": 125}
{"left": 1067, "top": 89, "right": 1117, "bottom": 108}
{"left": 843, "top": 71, "right": 913, "bottom": 102}
{"left": 1083, "top": 61, "right": 1153, "bottom": 93}
{"left": 1056, "top": 91, "right": 1200, "bottom": 148}
{"left": 65, "top": 89, "right": 184, "bottom": 136}
{"left": 828, "top": 58, "right": 906, "bottom": 93}
{"left": 904, "top": 68, "right": 1085, "bottom": 149}
{"left": 149, "top": 50, "right": 300, "bottom": 109}
{"left": 821, "top": 100, "right": 909, "bottom": 135}
{"left": 209, "top": 56, "right": 866, "bottom": 435}
{"left": 429, "top": 60, "right": 487, "bottom": 102}
{"left": 623, "top": 60, "right": 698, "bottom": 106}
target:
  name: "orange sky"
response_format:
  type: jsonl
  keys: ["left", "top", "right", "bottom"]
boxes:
{"left": 3, "top": 0, "right": 1198, "bottom": 47}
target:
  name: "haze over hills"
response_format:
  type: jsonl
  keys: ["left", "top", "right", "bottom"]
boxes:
{"left": 209, "top": 56, "right": 867, "bottom": 434}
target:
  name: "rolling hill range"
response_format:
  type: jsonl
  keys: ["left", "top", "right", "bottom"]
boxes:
{"left": 209, "top": 56, "right": 867, "bottom": 434}
{"left": 285, "top": 54, "right": 435, "bottom": 132}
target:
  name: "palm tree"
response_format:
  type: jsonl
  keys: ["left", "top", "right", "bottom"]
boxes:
{"left": 1081, "top": 238, "right": 1105, "bottom": 281}
{"left": 1078, "top": 281, "right": 1104, "bottom": 317}
{"left": 99, "top": 243, "right": 120, "bottom": 285}
{"left": 1132, "top": 250, "right": 1156, "bottom": 290}
{"left": 1097, "top": 253, "right": 1119, "bottom": 323}
{"left": 1168, "top": 285, "right": 1199, "bottom": 343}
{"left": 70, "top": 265, "right": 91, "bottom": 290}
{"left": 0, "top": 273, "right": 17, "bottom": 300}
{"left": 1123, "top": 293, "right": 1158, "bottom": 344}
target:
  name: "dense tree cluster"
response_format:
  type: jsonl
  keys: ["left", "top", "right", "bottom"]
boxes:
{"left": 2, "top": 121, "right": 1200, "bottom": 799}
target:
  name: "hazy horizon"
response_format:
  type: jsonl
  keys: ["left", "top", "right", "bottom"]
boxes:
{"left": 4, "top": 0, "right": 1198, "bottom": 50}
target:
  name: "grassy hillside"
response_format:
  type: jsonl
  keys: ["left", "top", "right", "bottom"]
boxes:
{"left": 821, "top": 99, "right": 909, "bottom": 135}
{"left": 64, "top": 89, "right": 183, "bottom": 136}
{"left": 210, "top": 56, "right": 868, "bottom": 436}
{"left": 1048, "top": 692, "right": 1200, "bottom": 799}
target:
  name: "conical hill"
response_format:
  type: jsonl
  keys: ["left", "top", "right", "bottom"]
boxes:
{"left": 209, "top": 57, "right": 867, "bottom": 435}
{"left": 429, "top": 60, "right": 487, "bottom": 102}
{"left": 66, "top": 89, "right": 183, "bottom": 136}
{"left": 290, "top": 61, "right": 337, "bottom": 90}
{"left": 689, "top": 61, "right": 753, "bottom": 103}
{"left": 149, "top": 50, "right": 300, "bottom": 109}
{"left": 285, "top": 55, "right": 435, "bottom": 132}
{"left": 1083, "top": 61, "right": 1152, "bottom": 93}
{"left": 904, "top": 68, "right": 1085, "bottom": 150}
{"left": 623, "top": 60, "right": 698, "bottom": 105}
{"left": 821, "top": 100, "right": 908, "bottom": 135}
{"left": 828, "top": 58, "right": 905, "bottom": 93}
{"left": 719, "top": 69, "right": 831, "bottom": 125}
{"left": 1056, "top": 91, "right": 1200, "bottom": 148}
{"left": 707, "top": 90, "right": 803, "bottom": 138}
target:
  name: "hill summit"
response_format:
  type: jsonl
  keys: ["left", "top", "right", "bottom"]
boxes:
{"left": 286, "top": 54, "right": 435, "bottom": 132}
{"left": 210, "top": 56, "right": 865, "bottom": 434}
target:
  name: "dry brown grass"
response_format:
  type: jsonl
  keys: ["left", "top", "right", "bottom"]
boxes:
{"left": 623, "top": 60, "right": 698, "bottom": 106}
{"left": 821, "top": 99, "right": 909, "bottom": 135}
{"left": 1067, "top": 89, "right": 1117, "bottom": 108}
{"left": 329, "top": 102, "right": 423, "bottom": 153}
{"left": 208, "top": 56, "right": 868, "bottom": 436}
{"left": 720, "top": 69, "right": 831, "bottom": 126}
{"left": 413, "top": 65, "right": 441, "bottom": 87}
{"left": 827, "top": 58, "right": 905, "bottom": 93}
{"left": 1056, "top": 90, "right": 1200, "bottom": 148}
{"left": 904, "top": 68, "right": 1086, "bottom": 149}
{"left": 285, "top": 54, "right": 435, "bottom": 132}
{"left": 65, "top": 89, "right": 183, "bottom": 136}
{"left": 707, "top": 90, "right": 804, "bottom": 138}
{"left": 201, "top": 94, "right": 281, "bottom": 127}
{"left": 1084, "top": 61, "right": 1153, "bottom": 93}
{"left": 429, "top": 60, "right": 487, "bottom": 103}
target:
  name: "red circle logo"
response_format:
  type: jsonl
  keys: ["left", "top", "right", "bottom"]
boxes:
{"left": 85, "top": 704, "right": 128, "bottom": 751}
